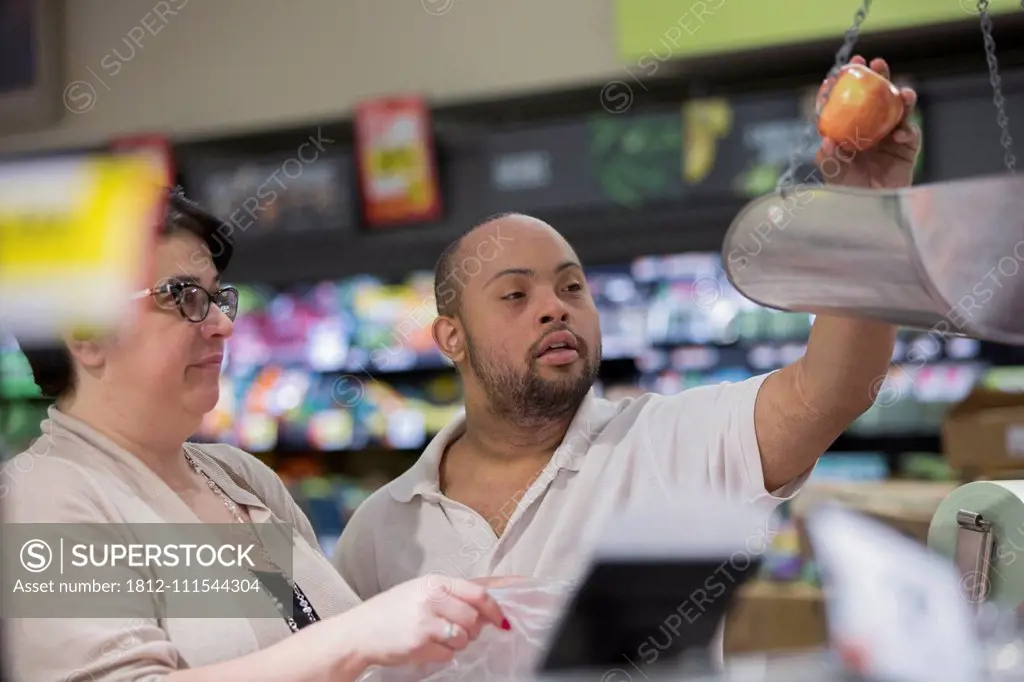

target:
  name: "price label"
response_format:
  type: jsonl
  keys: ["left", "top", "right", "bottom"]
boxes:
{"left": 0, "top": 154, "right": 165, "bottom": 341}
{"left": 806, "top": 504, "right": 984, "bottom": 682}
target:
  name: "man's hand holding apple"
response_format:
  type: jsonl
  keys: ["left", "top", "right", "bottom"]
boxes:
{"left": 815, "top": 55, "right": 921, "bottom": 190}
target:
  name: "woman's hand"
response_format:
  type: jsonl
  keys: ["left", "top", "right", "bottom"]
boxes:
{"left": 337, "top": 574, "right": 509, "bottom": 670}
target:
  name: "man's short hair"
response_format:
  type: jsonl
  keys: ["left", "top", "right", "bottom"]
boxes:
{"left": 433, "top": 212, "right": 517, "bottom": 318}
{"left": 18, "top": 189, "right": 234, "bottom": 399}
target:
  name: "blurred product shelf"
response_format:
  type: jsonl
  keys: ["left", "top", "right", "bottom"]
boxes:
{"left": 3, "top": 249, "right": 1021, "bottom": 548}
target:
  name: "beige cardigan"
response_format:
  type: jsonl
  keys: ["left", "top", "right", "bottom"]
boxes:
{"left": 2, "top": 407, "right": 362, "bottom": 682}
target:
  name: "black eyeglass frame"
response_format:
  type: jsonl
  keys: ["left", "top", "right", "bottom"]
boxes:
{"left": 134, "top": 281, "right": 240, "bottom": 323}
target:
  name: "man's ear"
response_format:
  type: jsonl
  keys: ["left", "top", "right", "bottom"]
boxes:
{"left": 64, "top": 331, "right": 106, "bottom": 370}
{"left": 431, "top": 316, "right": 465, "bottom": 364}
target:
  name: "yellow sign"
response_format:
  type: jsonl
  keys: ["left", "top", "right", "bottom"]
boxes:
{"left": 0, "top": 156, "right": 162, "bottom": 276}
{"left": 368, "top": 145, "right": 432, "bottom": 207}
{"left": 0, "top": 154, "right": 165, "bottom": 339}
{"left": 614, "top": 0, "right": 1021, "bottom": 63}
{"left": 683, "top": 98, "right": 733, "bottom": 185}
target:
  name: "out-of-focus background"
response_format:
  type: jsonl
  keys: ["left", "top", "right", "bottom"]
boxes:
{"left": 3, "top": 0, "right": 1024, "bottom": 656}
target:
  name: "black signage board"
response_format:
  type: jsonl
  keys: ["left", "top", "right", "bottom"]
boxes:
{"left": 925, "top": 90, "right": 1024, "bottom": 181}
{"left": 481, "top": 112, "right": 687, "bottom": 214}
{"left": 174, "top": 67, "right": 1024, "bottom": 287}
{"left": 681, "top": 92, "right": 813, "bottom": 199}
{"left": 179, "top": 135, "right": 497, "bottom": 285}
{"left": 184, "top": 150, "right": 359, "bottom": 239}
{"left": 587, "top": 112, "right": 686, "bottom": 209}
{"left": 679, "top": 89, "right": 930, "bottom": 198}
{"left": 482, "top": 121, "right": 602, "bottom": 213}
{"left": 478, "top": 88, "right": 931, "bottom": 216}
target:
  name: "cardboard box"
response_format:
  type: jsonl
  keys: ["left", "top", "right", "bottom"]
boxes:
{"left": 789, "top": 480, "right": 958, "bottom": 546}
{"left": 724, "top": 481, "right": 961, "bottom": 655}
{"left": 724, "top": 580, "right": 826, "bottom": 655}
{"left": 942, "top": 387, "right": 1024, "bottom": 476}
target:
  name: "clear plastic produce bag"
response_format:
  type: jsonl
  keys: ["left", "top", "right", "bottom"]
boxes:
{"left": 357, "top": 578, "right": 576, "bottom": 682}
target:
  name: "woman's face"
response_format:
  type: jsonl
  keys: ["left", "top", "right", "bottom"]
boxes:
{"left": 73, "top": 231, "right": 233, "bottom": 421}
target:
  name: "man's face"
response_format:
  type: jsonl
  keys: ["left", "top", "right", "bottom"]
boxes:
{"left": 436, "top": 216, "right": 602, "bottom": 423}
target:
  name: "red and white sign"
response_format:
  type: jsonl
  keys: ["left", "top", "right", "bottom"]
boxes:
{"left": 110, "top": 134, "right": 175, "bottom": 188}
{"left": 354, "top": 96, "right": 442, "bottom": 227}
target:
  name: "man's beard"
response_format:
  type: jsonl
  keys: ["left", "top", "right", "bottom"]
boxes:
{"left": 465, "top": 331, "right": 599, "bottom": 425}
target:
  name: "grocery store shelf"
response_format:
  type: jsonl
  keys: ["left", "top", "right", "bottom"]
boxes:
{"left": 3, "top": 249, "right": 1019, "bottom": 460}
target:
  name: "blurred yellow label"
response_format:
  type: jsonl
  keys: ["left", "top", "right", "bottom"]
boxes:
{"left": 0, "top": 155, "right": 164, "bottom": 278}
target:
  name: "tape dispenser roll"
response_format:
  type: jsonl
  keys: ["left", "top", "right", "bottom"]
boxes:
{"left": 928, "top": 480, "right": 1024, "bottom": 608}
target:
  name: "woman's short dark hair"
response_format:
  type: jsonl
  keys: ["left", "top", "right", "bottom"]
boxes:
{"left": 18, "top": 189, "right": 235, "bottom": 399}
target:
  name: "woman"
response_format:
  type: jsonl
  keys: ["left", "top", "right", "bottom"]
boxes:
{"left": 3, "top": 189, "right": 508, "bottom": 682}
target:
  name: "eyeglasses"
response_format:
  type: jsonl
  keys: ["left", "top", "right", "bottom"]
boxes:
{"left": 135, "top": 280, "right": 239, "bottom": 323}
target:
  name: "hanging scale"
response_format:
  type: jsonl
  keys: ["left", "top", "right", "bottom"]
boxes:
{"left": 723, "top": 0, "right": 1024, "bottom": 345}
{"left": 977, "top": 0, "right": 1020, "bottom": 173}
{"left": 776, "top": 0, "right": 874, "bottom": 195}
{"left": 777, "top": 0, "right": 1019, "bottom": 196}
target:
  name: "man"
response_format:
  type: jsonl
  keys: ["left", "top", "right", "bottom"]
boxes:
{"left": 333, "top": 55, "right": 919, "bottom": 619}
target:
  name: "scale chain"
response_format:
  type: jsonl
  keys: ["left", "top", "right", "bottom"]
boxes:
{"left": 777, "top": 0, "right": 874, "bottom": 195}
{"left": 977, "top": 0, "right": 1017, "bottom": 174}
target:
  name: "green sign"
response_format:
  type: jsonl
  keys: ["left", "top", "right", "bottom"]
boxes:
{"left": 614, "top": 0, "right": 1021, "bottom": 62}
{"left": 589, "top": 113, "right": 684, "bottom": 208}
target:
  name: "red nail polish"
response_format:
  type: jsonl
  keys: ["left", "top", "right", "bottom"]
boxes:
{"left": 501, "top": 618, "right": 511, "bottom": 630}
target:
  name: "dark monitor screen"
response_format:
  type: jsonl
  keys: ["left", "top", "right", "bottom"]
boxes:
{"left": 539, "top": 557, "right": 761, "bottom": 675}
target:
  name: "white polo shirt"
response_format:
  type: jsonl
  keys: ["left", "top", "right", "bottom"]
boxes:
{"left": 336, "top": 374, "right": 808, "bottom": 666}
{"left": 334, "top": 371, "right": 805, "bottom": 589}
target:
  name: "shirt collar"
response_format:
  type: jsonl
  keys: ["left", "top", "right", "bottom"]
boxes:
{"left": 40, "top": 405, "right": 270, "bottom": 516}
{"left": 388, "top": 389, "right": 608, "bottom": 504}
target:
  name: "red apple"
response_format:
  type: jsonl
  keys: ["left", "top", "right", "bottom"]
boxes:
{"left": 816, "top": 63, "right": 904, "bottom": 151}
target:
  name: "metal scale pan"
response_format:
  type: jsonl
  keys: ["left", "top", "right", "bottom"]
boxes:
{"left": 722, "top": 173, "right": 1024, "bottom": 344}
{"left": 722, "top": 0, "right": 1024, "bottom": 344}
